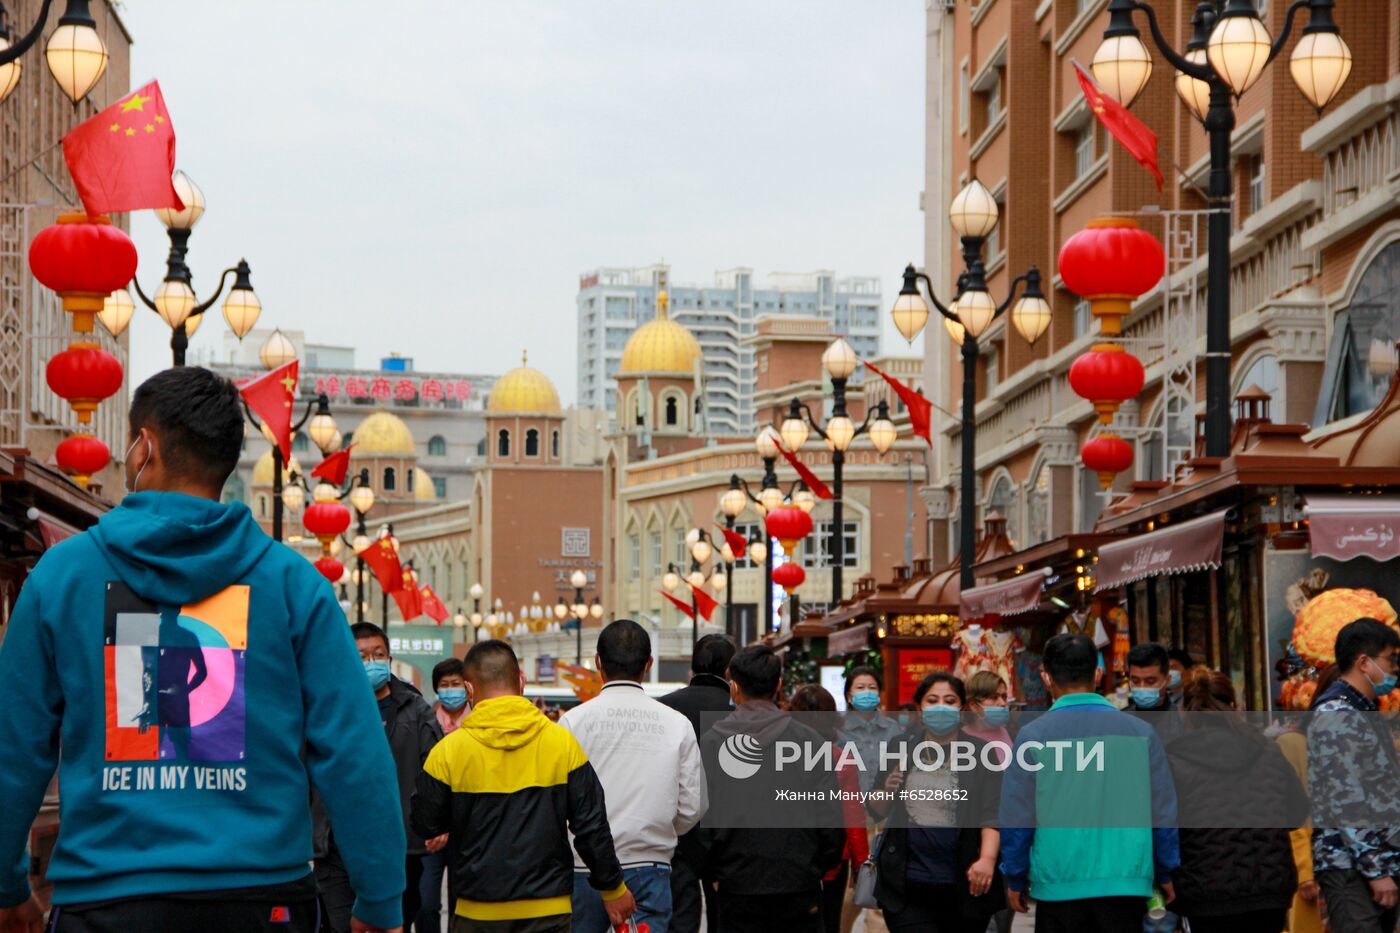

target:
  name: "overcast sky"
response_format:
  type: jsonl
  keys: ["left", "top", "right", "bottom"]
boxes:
{"left": 119, "top": 1, "right": 926, "bottom": 402}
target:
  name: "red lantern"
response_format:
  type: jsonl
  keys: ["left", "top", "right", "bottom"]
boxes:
{"left": 1081, "top": 434, "right": 1134, "bottom": 489}
{"left": 314, "top": 556, "right": 344, "bottom": 583}
{"left": 46, "top": 342, "right": 124, "bottom": 423}
{"left": 1069, "top": 344, "right": 1146, "bottom": 424}
{"left": 28, "top": 213, "right": 139, "bottom": 332}
{"left": 1058, "top": 218, "right": 1165, "bottom": 335}
{"left": 772, "top": 561, "right": 806, "bottom": 594}
{"left": 302, "top": 501, "right": 351, "bottom": 544}
{"left": 765, "top": 505, "right": 814, "bottom": 553}
{"left": 55, "top": 433, "right": 110, "bottom": 487}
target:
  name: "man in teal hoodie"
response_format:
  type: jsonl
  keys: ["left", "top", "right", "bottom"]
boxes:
{"left": 0, "top": 367, "right": 406, "bottom": 933}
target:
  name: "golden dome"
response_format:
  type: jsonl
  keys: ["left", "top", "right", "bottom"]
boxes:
{"left": 252, "top": 449, "right": 302, "bottom": 486}
{"left": 619, "top": 290, "right": 701, "bottom": 375}
{"left": 487, "top": 352, "right": 561, "bottom": 414}
{"left": 414, "top": 468, "right": 436, "bottom": 501}
{"left": 350, "top": 410, "right": 416, "bottom": 455}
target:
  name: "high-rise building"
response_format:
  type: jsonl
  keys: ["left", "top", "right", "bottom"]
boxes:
{"left": 577, "top": 264, "right": 882, "bottom": 435}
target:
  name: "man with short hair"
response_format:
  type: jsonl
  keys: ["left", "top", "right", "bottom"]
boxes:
{"left": 1165, "top": 649, "right": 1193, "bottom": 700}
{"left": 999, "top": 633, "right": 1179, "bottom": 933}
{"left": 0, "top": 368, "right": 405, "bottom": 933}
{"left": 560, "top": 620, "right": 706, "bottom": 933}
{"left": 1125, "top": 643, "right": 1184, "bottom": 745}
{"left": 412, "top": 640, "right": 635, "bottom": 933}
{"left": 1308, "top": 617, "right": 1400, "bottom": 932}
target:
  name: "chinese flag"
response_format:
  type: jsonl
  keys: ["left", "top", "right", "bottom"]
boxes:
{"left": 776, "top": 443, "right": 833, "bottom": 499}
{"left": 311, "top": 444, "right": 356, "bottom": 487}
{"left": 393, "top": 585, "right": 424, "bottom": 622}
{"left": 240, "top": 361, "right": 298, "bottom": 462}
{"left": 62, "top": 80, "right": 183, "bottom": 216}
{"left": 421, "top": 586, "right": 449, "bottom": 624}
{"left": 689, "top": 583, "right": 719, "bottom": 623}
{"left": 1073, "top": 62, "right": 1163, "bottom": 192}
{"left": 863, "top": 360, "right": 932, "bottom": 444}
{"left": 360, "top": 539, "right": 403, "bottom": 593}
{"left": 661, "top": 590, "right": 696, "bottom": 620}
{"left": 717, "top": 525, "right": 749, "bottom": 558}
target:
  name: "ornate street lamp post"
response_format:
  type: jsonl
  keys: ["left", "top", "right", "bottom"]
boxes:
{"left": 0, "top": 0, "right": 110, "bottom": 105}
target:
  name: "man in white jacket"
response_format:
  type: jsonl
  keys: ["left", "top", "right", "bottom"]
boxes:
{"left": 561, "top": 620, "right": 707, "bottom": 933}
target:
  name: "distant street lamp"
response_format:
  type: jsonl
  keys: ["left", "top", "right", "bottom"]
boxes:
{"left": 0, "top": 0, "right": 109, "bottom": 105}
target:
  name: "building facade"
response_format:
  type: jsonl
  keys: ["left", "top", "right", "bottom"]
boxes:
{"left": 577, "top": 263, "right": 884, "bottom": 435}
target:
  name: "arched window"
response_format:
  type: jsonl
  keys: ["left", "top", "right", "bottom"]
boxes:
{"left": 551, "top": 430, "right": 560, "bottom": 458}
{"left": 407, "top": 469, "right": 415, "bottom": 493}
{"left": 497, "top": 429, "right": 510, "bottom": 457}
{"left": 1323, "top": 240, "right": 1400, "bottom": 422}
{"left": 383, "top": 467, "right": 396, "bottom": 491}
{"left": 665, "top": 396, "right": 679, "bottom": 426}
{"left": 1237, "top": 354, "right": 1280, "bottom": 405}
{"left": 476, "top": 438, "right": 487, "bottom": 456}
{"left": 342, "top": 431, "right": 353, "bottom": 447}
{"left": 1027, "top": 466, "right": 1049, "bottom": 545}
{"left": 986, "top": 474, "right": 1019, "bottom": 544}
{"left": 525, "top": 429, "right": 540, "bottom": 457}
{"left": 428, "top": 435, "right": 447, "bottom": 456}
{"left": 256, "top": 493, "right": 268, "bottom": 518}
{"left": 1141, "top": 392, "right": 1194, "bottom": 482}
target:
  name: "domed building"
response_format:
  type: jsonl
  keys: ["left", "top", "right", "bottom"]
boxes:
{"left": 351, "top": 409, "right": 437, "bottom": 512}
{"left": 484, "top": 352, "right": 565, "bottom": 466}
{"left": 248, "top": 449, "right": 303, "bottom": 530}
{"left": 615, "top": 290, "right": 706, "bottom": 459}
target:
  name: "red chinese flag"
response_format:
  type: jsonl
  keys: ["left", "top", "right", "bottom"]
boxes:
{"left": 360, "top": 539, "right": 403, "bottom": 593}
{"left": 718, "top": 525, "right": 749, "bottom": 557}
{"left": 393, "top": 585, "right": 424, "bottom": 622}
{"left": 421, "top": 585, "right": 449, "bottom": 624}
{"left": 863, "top": 361, "right": 932, "bottom": 444}
{"left": 62, "top": 80, "right": 183, "bottom": 216}
{"left": 689, "top": 583, "right": 719, "bottom": 623}
{"left": 311, "top": 444, "right": 356, "bottom": 487}
{"left": 661, "top": 590, "right": 696, "bottom": 620}
{"left": 240, "top": 361, "right": 298, "bottom": 462}
{"left": 776, "top": 443, "right": 833, "bottom": 499}
{"left": 1073, "top": 62, "right": 1163, "bottom": 192}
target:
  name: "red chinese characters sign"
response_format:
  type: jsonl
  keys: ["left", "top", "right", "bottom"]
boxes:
{"left": 891, "top": 647, "right": 953, "bottom": 706}
{"left": 315, "top": 374, "right": 471, "bottom": 404}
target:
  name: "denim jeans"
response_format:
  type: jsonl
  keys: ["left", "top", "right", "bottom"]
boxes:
{"left": 572, "top": 864, "right": 673, "bottom": 933}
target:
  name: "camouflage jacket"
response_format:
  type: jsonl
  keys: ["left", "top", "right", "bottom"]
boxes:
{"left": 1307, "top": 680, "right": 1400, "bottom": 878}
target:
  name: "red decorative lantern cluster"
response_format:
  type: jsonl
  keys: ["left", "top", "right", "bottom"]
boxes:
{"left": 1069, "top": 344, "right": 1146, "bottom": 424}
{"left": 314, "top": 556, "right": 345, "bottom": 584}
{"left": 46, "top": 342, "right": 123, "bottom": 423}
{"left": 55, "top": 434, "right": 110, "bottom": 488}
{"left": 765, "top": 505, "right": 814, "bottom": 553}
{"left": 1081, "top": 434, "right": 1134, "bottom": 489}
{"left": 772, "top": 561, "right": 806, "bottom": 594}
{"left": 1057, "top": 217, "right": 1165, "bottom": 336}
{"left": 28, "top": 213, "right": 138, "bottom": 333}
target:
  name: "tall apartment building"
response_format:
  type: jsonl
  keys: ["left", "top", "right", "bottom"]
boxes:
{"left": 577, "top": 264, "right": 883, "bottom": 435}
{"left": 920, "top": 0, "right": 1399, "bottom": 563}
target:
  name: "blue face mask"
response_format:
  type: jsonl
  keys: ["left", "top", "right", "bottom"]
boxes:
{"left": 1366, "top": 659, "right": 1398, "bottom": 697}
{"left": 896, "top": 713, "right": 911, "bottom": 728}
{"left": 983, "top": 705, "right": 1010, "bottom": 727}
{"left": 437, "top": 687, "right": 467, "bottom": 711}
{"left": 364, "top": 659, "right": 391, "bottom": 691}
{"left": 849, "top": 690, "right": 880, "bottom": 712}
{"left": 1131, "top": 687, "right": 1163, "bottom": 708}
{"left": 1168, "top": 670, "right": 1183, "bottom": 689}
{"left": 921, "top": 705, "right": 960, "bottom": 736}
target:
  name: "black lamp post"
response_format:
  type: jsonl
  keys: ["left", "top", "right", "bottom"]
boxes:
{"left": 1091, "top": 0, "right": 1351, "bottom": 455}
{"left": 241, "top": 392, "right": 338, "bottom": 542}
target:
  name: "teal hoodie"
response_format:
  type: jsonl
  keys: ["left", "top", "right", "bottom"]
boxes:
{"left": 0, "top": 492, "right": 405, "bottom": 928}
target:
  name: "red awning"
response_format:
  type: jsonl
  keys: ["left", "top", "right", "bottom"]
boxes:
{"left": 827, "top": 623, "right": 871, "bottom": 655}
{"left": 1305, "top": 494, "right": 1400, "bottom": 562}
{"left": 25, "top": 507, "right": 79, "bottom": 549}
{"left": 1095, "top": 509, "right": 1228, "bottom": 592}
{"left": 961, "top": 568, "right": 1052, "bottom": 621}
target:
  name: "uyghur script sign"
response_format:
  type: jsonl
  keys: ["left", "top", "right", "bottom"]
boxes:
{"left": 313, "top": 375, "right": 472, "bottom": 403}
{"left": 1305, "top": 495, "right": 1400, "bottom": 562}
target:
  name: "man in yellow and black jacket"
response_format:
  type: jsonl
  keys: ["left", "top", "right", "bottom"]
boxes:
{"left": 412, "top": 640, "right": 636, "bottom": 933}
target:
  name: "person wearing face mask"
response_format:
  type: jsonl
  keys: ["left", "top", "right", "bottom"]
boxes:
{"left": 838, "top": 667, "right": 903, "bottom": 795}
{"left": 1125, "top": 643, "right": 1185, "bottom": 749}
{"left": 416, "top": 658, "right": 469, "bottom": 933}
{"left": 963, "top": 672, "right": 1012, "bottom": 765}
{"left": 1166, "top": 649, "right": 1193, "bottom": 701}
{"left": 1307, "top": 617, "right": 1400, "bottom": 932}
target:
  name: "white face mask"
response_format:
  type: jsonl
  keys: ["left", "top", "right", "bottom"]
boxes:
{"left": 124, "top": 435, "right": 152, "bottom": 493}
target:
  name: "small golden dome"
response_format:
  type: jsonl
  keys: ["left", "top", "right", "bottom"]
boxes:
{"left": 350, "top": 410, "right": 416, "bottom": 455}
{"left": 414, "top": 468, "right": 436, "bottom": 501}
{"left": 252, "top": 449, "right": 302, "bottom": 486}
{"left": 487, "top": 351, "right": 561, "bottom": 414}
{"left": 620, "top": 290, "right": 701, "bottom": 375}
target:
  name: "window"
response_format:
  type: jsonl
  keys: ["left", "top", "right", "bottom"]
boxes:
{"left": 383, "top": 467, "right": 396, "bottom": 491}
{"left": 292, "top": 433, "right": 308, "bottom": 453}
{"left": 1141, "top": 393, "right": 1194, "bottom": 481}
{"left": 551, "top": 430, "right": 560, "bottom": 458}
{"left": 649, "top": 532, "right": 663, "bottom": 575}
{"left": 985, "top": 75, "right": 1001, "bottom": 124}
{"left": 1321, "top": 241, "right": 1400, "bottom": 422}
{"left": 629, "top": 535, "right": 641, "bottom": 579}
{"left": 497, "top": 429, "right": 510, "bottom": 457}
{"left": 476, "top": 438, "right": 486, "bottom": 457}
{"left": 525, "top": 428, "right": 540, "bottom": 457}
{"left": 1078, "top": 467, "right": 1104, "bottom": 533}
{"left": 959, "top": 61, "right": 970, "bottom": 135}
{"left": 665, "top": 396, "right": 679, "bottom": 426}
{"left": 733, "top": 522, "right": 762, "bottom": 568}
{"left": 428, "top": 435, "right": 447, "bottom": 457}
{"left": 341, "top": 432, "right": 353, "bottom": 447}
{"left": 406, "top": 469, "right": 415, "bottom": 493}
{"left": 433, "top": 477, "right": 447, "bottom": 499}
{"left": 1238, "top": 354, "right": 1280, "bottom": 403}
{"left": 1027, "top": 466, "right": 1050, "bottom": 545}
{"left": 986, "top": 475, "right": 1019, "bottom": 544}
{"left": 1073, "top": 297, "right": 1093, "bottom": 337}
{"left": 984, "top": 345, "right": 999, "bottom": 394}
{"left": 986, "top": 214, "right": 1001, "bottom": 262}
{"left": 1248, "top": 158, "right": 1266, "bottom": 216}
{"left": 803, "top": 521, "right": 859, "bottom": 568}
{"left": 674, "top": 531, "right": 688, "bottom": 566}
{"left": 1075, "top": 124, "right": 1096, "bottom": 178}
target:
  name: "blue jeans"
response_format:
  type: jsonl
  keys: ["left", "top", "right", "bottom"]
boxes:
{"left": 416, "top": 848, "right": 448, "bottom": 931}
{"left": 572, "top": 864, "right": 672, "bottom": 933}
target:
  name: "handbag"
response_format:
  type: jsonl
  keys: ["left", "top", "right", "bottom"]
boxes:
{"left": 851, "top": 830, "right": 884, "bottom": 909}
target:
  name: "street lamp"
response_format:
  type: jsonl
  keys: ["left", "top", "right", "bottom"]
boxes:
{"left": 0, "top": 0, "right": 108, "bottom": 105}
{"left": 1092, "top": 0, "right": 1351, "bottom": 455}
{"left": 242, "top": 391, "right": 338, "bottom": 542}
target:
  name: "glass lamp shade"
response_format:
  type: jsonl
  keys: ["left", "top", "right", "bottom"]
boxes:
{"left": 1290, "top": 31, "right": 1352, "bottom": 110}
{"left": 793, "top": 487, "right": 817, "bottom": 513}
{"left": 948, "top": 179, "right": 999, "bottom": 239}
{"left": 259, "top": 329, "right": 297, "bottom": 370}
{"left": 308, "top": 412, "right": 339, "bottom": 452}
{"left": 754, "top": 426, "right": 781, "bottom": 459}
{"left": 691, "top": 538, "right": 713, "bottom": 564}
{"left": 1011, "top": 294, "right": 1053, "bottom": 346}
{"left": 719, "top": 486, "right": 747, "bottom": 517}
{"left": 349, "top": 484, "right": 375, "bottom": 515}
{"left": 685, "top": 528, "right": 701, "bottom": 547}
{"left": 471, "top": 611, "right": 483, "bottom": 627}
{"left": 686, "top": 570, "right": 706, "bottom": 589}
{"left": 590, "top": 601, "right": 604, "bottom": 618}
{"left": 452, "top": 613, "right": 466, "bottom": 628}
{"left": 312, "top": 482, "right": 338, "bottom": 503}
{"left": 758, "top": 486, "right": 785, "bottom": 513}
{"left": 780, "top": 416, "right": 809, "bottom": 451}
{"left": 1092, "top": 34, "right": 1154, "bottom": 107}
{"left": 748, "top": 538, "right": 769, "bottom": 564}
{"left": 0, "top": 37, "right": 21, "bottom": 104}
{"left": 890, "top": 291, "right": 930, "bottom": 344}
{"left": 328, "top": 537, "right": 342, "bottom": 557}
{"left": 493, "top": 597, "right": 503, "bottom": 609}
{"left": 711, "top": 570, "right": 727, "bottom": 591}
{"left": 280, "top": 483, "right": 304, "bottom": 513}
{"left": 182, "top": 312, "right": 204, "bottom": 338}
{"left": 98, "top": 287, "right": 134, "bottom": 337}
{"left": 1367, "top": 337, "right": 1397, "bottom": 378}
{"left": 869, "top": 418, "right": 898, "bottom": 454}
{"left": 663, "top": 571, "right": 681, "bottom": 591}
{"left": 572, "top": 602, "right": 587, "bottom": 619}
{"left": 945, "top": 313, "right": 966, "bottom": 347}
{"left": 222, "top": 287, "right": 262, "bottom": 339}
{"left": 955, "top": 289, "right": 997, "bottom": 339}
{"left": 154, "top": 279, "right": 196, "bottom": 330}
{"left": 45, "top": 22, "right": 108, "bottom": 104}
{"left": 156, "top": 170, "right": 207, "bottom": 231}
{"left": 470, "top": 582, "right": 484, "bottom": 600}
{"left": 326, "top": 430, "right": 343, "bottom": 453}
{"left": 822, "top": 338, "right": 858, "bottom": 380}
{"left": 825, "top": 415, "right": 856, "bottom": 452}
{"left": 720, "top": 542, "right": 737, "bottom": 563}
{"left": 352, "top": 533, "right": 370, "bottom": 553}
{"left": 1175, "top": 48, "right": 1213, "bottom": 121}
{"left": 570, "top": 568, "right": 588, "bottom": 589}
{"left": 259, "top": 422, "right": 280, "bottom": 450}
{"left": 553, "top": 601, "right": 568, "bottom": 620}
{"left": 1208, "top": 13, "right": 1273, "bottom": 95}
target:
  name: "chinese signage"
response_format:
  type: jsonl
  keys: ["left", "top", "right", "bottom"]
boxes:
{"left": 387, "top": 624, "right": 458, "bottom": 699}
{"left": 313, "top": 374, "right": 472, "bottom": 404}
{"left": 892, "top": 647, "right": 952, "bottom": 706}
{"left": 562, "top": 528, "right": 591, "bottom": 558}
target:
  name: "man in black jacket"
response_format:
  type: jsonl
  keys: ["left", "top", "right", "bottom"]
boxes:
{"left": 660, "top": 634, "right": 735, "bottom": 933}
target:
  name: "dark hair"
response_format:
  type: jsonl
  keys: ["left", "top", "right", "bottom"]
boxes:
{"left": 1127, "top": 642, "right": 1169, "bottom": 676}
{"left": 1180, "top": 667, "right": 1237, "bottom": 712}
{"left": 464, "top": 639, "right": 521, "bottom": 689}
{"left": 728, "top": 645, "right": 781, "bottom": 700}
{"left": 844, "top": 665, "right": 883, "bottom": 698}
{"left": 1167, "top": 648, "right": 1195, "bottom": 669}
{"left": 1335, "top": 618, "right": 1400, "bottom": 672}
{"left": 597, "top": 619, "right": 651, "bottom": 681}
{"left": 1043, "top": 633, "right": 1098, "bottom": 688}
{"left": 692, "top": 633, "right": 736, "bottom": 678}
{"left": 350, "top": 622, "right": 389, "bottom": 653}
{"left": 788, "top": 684, "right": 838, "bottom": 741}
{"left": 898, "top": 702, "right": 918, "bottom": 712}
{"left": 913, "top": 671, "right": 966, "bottom": 706}
{"left": 431, "top": 657, "right": 464, "bottom": 690}
{"left": 129, "top": 367, "right": 244, "bottom": 490}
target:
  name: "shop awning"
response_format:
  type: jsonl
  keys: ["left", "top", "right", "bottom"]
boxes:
{"left": 827, "top": 623, "right": 871, "bottom": 655}
{"left": 1095, "top": 509, "right": 1228, "bottom": 592}
{"left": 25, "top": 507, "right": 79, "bottom": 549}
{"left": 961, "top": 568, "right": 1052, "bottom": 620}
{"left": 1304, "top": 494, "right": 1400, "bottom": 561}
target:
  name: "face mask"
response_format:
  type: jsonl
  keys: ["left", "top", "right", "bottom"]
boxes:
{"left": 983, "top": 705, "right": 1010, "bottom": 727}
{"left": 896, "top": 713, "right": 911, "bottom": 728}
{"left": 124, "top": 435, "right": 152, "bottom": 493}
{"left": 1365, "top": 658, "right": 1398, "bottom": 697}
{"left": 921, "top": 705, "right": 960, "bottom": 736}
{"left": 1168, "top": 670, "right": 1183, "bottom": 689}
{"left": 1131, "top": 687, "right": 1163, "bottom": 708}
{"left": 364, "top": 659, "right": 390, "bottom": 691}
{"left": 437, "top": 687, "right": 467, "bottom": 711}
{"left": 849, "top": 690, "right": 880, "bottom": 712}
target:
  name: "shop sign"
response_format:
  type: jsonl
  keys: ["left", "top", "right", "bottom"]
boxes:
{"left": 1096, "top": 510, "right": 1227, "bottom": 591}
{"left": 827, "top": 623, "right": 871, "bottom": 656}
{"left": 961, "top": 568, "right": 1051, "bottom": 621}
{"left": 1304, "top": 495, "right": 1400, "bottom": 561}
{"left": 893, "top": 647, "right": 953, "bottom": 706}
{"left": 313, "top": 374, "right": 472, "bottom": 403}
{"left": 538, "top": 654, "right": 556, "bottom": 681}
